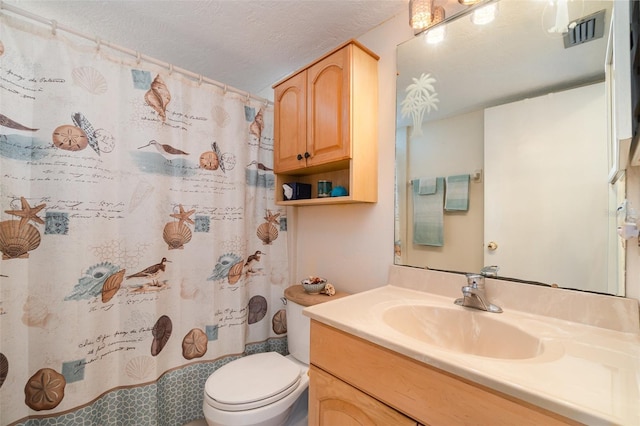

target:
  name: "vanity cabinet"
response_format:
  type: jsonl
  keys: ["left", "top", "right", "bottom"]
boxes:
{"left": 272, "top": 40, "right": 379, "bottom": 205}
{"left": 309, "top": 320, "right": 581, "bottom": 426}
{"left": 309, "top": 365, "right": 418, "bottom": 426}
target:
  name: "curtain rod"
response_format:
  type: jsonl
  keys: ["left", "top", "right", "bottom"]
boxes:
{"left": 0, "top": 1, "right": 273, "bottom": 106}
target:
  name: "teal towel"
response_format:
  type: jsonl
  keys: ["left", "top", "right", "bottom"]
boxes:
{"left": 418, "top": 177, "right": 437, "bottom": 195}
{"left": 445, "top": 174, "right": 470, "bottom": 211}
{"left": 412, "top": 177, "right": 444, "bottom": 246}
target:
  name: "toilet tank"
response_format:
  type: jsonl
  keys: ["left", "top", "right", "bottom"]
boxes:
{"left": 285, "top": 298, "right": 310, "bottom": 364}
{"left": 284, "top": 285, "right": 350, "bottom": 365}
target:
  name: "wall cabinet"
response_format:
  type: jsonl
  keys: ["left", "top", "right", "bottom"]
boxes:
{"left": 309, "top": 320, "right": 581, "bottom": 426}
{"left": 272, "top": 40, "right": 379, "bottom": 205}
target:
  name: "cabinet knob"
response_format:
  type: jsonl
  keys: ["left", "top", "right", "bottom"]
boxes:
{"left": 304, "top": 152, "right": 310, "bottom": 159}
{"left": 297, "top": 154, "right": 303, "bottom": 161}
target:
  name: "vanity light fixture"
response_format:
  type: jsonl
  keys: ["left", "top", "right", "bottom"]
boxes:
{"left": 425, "top": 6, "right": 446, "bottom": 44}
{"left": 471, "top": 2, "right": 498, "bottom": 25}
{"left": 410, "top": 0, "right": 434, "bottom": 32}
{"left": 424, "top": 6, "right": 447, "bottom": 44}
{"left": 413, "top": 0, "right": 493, "bottom": 38}
{"left": 431, "top": 5, "right": 446, "bottom": 25}
{"left": 411, "top": 1, "right": 445, "bottom": 40}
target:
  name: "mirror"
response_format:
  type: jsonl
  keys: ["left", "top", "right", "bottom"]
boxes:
{"left": 394, "top": 0, "right": 625, "bottom": 295}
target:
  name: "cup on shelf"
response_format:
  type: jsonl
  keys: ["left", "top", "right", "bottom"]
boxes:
{"left": 317, "top": 180, "right": 332, "bottom": 198}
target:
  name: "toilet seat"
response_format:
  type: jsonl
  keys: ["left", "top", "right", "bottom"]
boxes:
{"left": 205, "top": 352, "right": 302, "bottom": 412}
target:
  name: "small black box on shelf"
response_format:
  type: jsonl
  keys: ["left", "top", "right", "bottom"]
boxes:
{"left": 282, "top": 182, "right": 311, "bottom": 200}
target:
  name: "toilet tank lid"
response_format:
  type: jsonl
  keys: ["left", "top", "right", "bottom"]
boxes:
{"left": 284, "top": 284, "right": 350, "bottom": 306}
{"left": 205, "top": 352, "right": 300, "bottom": 405}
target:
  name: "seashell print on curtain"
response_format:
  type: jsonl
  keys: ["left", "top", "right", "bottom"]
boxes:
{"left": 0, "top": 12, "right": 286, "bottom": 426}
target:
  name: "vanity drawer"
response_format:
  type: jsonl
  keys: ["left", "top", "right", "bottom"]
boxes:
{"left": 310, "top": 320, "right": 581, "bottom": 426}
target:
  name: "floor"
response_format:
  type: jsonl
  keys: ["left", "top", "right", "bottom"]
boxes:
{"left": 183, "top": 421, "right": 207, "bottom": 426}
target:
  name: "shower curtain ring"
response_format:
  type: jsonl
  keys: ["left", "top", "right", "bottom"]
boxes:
{"left": 136, "top": 51, "right": 141, "bottom": 65}
{"left": 246, "top": 93, "right": 251, "bottom": 104}
{"left": 223, "top": 85, "right": 228, "bottom": 95}
{"left": 95, "top": 37, "right": 101, "bottom": 51}
{"left": 198, "top": 75, "right": 203, "bottom": 86}
{"left": 168, "top": 64, "right": 174, "bottom": 75}
{"left": 50, "top": 20, "right": 57, "bottom": 35}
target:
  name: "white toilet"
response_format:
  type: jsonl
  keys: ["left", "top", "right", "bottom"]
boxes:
{"left": 203, "top": 292, "right": 311, "bottom": 426}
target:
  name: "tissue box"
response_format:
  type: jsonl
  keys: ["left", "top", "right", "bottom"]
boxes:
{"left": 283, "top": 182, "right": 311, "bottom": 200}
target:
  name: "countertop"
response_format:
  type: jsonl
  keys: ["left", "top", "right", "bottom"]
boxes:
{"left": 303, "top": 285, "right": 640, "bottom": 425}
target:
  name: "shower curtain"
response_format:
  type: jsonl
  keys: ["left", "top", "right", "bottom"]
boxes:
{"left": 0, "top": 13, "right": 288, "bottom": 426}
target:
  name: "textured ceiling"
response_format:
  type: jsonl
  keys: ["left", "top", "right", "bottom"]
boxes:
{"left": 2, "top": 0, "right": 408, "bottom": 97}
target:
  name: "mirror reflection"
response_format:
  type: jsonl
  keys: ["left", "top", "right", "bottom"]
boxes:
{"left": 394, "top": 0, "right": 624, "bottom": 295}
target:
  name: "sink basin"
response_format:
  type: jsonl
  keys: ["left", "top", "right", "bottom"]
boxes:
{"left": 382, "top": 305, "right": 543, "bottom": 359}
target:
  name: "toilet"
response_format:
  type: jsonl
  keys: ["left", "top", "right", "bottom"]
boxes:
{"left": 203, "top": 287, "right": 316, "bottom": 426}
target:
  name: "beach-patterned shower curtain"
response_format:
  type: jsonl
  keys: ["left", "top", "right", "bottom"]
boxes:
{"left": 0, "top": 13, "right": 288, "bottom": 426}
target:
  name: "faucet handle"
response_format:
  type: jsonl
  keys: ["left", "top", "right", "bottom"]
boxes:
{"left": 465, "top": 273, "right": 484, "bottom": 288}
{"left": 481, "top": 265, "right": 499, "bottom": 277}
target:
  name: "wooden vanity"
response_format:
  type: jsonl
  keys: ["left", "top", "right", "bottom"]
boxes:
{"left": 303, "top": 272, "right": 640, "bottom": 426}
{"left": 309, "top": 320, "right": 579, "bottom": 426}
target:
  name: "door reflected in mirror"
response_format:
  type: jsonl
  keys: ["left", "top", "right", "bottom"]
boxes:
{"left": 394, "top": 0, "right": 625, "bottom": 295}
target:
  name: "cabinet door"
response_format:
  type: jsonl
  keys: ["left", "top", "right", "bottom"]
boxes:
{"left": 307, "top": 45, "right": 351, "bottom": 167}
{"left": 274, "top": 70, "right": 307, "bottom": 173}
{"left": 309, "top": 365, "right": 417, "bottom": 426}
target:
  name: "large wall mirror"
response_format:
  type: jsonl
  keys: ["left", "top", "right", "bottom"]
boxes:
{"left": 394, "top": 0, "right": 627, "bottom": 295}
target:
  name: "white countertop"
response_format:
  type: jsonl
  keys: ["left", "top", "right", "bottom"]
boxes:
{"left": 303, "top": 285, "right": 640, "bottom": 425}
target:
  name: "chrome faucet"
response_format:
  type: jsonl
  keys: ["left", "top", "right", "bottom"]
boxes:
{"left": 454, "top": 271, "right": 502, "bottom": 313}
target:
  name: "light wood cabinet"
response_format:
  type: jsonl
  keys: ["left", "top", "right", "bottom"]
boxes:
{"left": 272, "top": 40, "right": 379, "bottom": 205}
{"left": 309, "top": 365, "right": 418, "bottom": 426}
{"left": 273, "top": 70, "right": 307, "bottom": 172}
{"left": 309, "top": 320, "right": 582, "bottom": 426}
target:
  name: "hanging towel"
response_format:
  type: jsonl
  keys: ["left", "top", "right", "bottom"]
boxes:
{"left": 418, "top": 177, "right": 437, "bottom": 195}
{"left": 412, "top": 177, "right": 444, "bottom": 246}
{"left": 445, "top": 174, "right": 470, "bottom": 211}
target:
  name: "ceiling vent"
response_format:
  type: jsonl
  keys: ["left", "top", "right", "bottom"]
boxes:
{"left": 563, "top": 9, "right": 606, "bottom": 48}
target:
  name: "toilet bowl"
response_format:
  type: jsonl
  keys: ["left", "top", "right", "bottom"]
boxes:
{"left": 203, "top": 291, "right": 313, "bottom": 426}
{"left": 203, "top": 352, "right": 309, "bottom": 426}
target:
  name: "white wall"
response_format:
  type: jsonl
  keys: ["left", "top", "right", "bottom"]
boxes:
{"left": 289, "top": 11, "right": 414, "bottom": 294}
